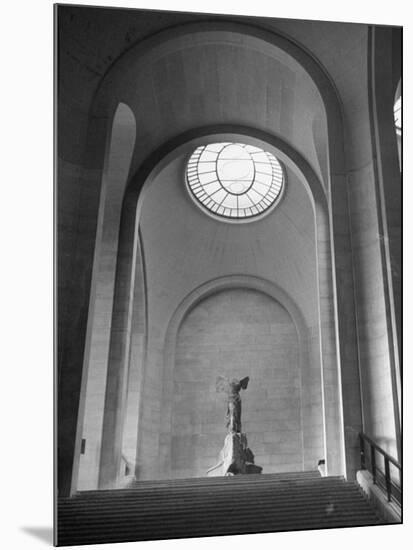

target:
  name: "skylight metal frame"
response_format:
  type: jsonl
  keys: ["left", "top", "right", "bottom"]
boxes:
{"left": 394, "top": 96, "right": 401, "bottom": 135}
{"left": 186, "top": 142, "right": 285, "bottom": 221}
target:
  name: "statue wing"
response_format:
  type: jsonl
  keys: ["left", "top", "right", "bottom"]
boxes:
{"left": 239, "top": 376, "right": 250, "bottom": 390}
{"left": 216, "top": 375, "right": 230, "bottom": 393}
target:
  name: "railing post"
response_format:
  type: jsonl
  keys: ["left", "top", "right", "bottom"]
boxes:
{"left": 384, "top": 458, "right": 392, "bottom": 502}
{"left": 371, "top": 443, "right": 376, "bottom": 484}
{"left": 358, "top": 432, "right": 401, "bottom": 507}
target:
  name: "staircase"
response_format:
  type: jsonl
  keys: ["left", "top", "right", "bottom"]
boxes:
{"left": 57, "top": 471, "right": 383, "bottom": 546}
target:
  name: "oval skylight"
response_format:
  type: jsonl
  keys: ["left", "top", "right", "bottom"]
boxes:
{"left": 186, "top": 143, "right": 285, "bottom": 220}
{"left": 394, "top": 96, "right": 401, "bottom": 134}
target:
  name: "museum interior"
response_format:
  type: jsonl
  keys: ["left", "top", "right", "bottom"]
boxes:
{"left": 56, "top": 5, "right": 402, "bottom": 545}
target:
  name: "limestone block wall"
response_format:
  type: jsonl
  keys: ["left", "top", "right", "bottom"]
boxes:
{"left": 57, "top": 156, "right": 106, "bottom": 495}
{"left": 348, "top": 168, "right": 397, "bottom": 458}
{"left": 135, "top": 343, "right": 164, "bottom": 481}
{"left": 341, "top": 27, "right": 400, "bottom": 462}
{"left": 167, "top": 288, "right": 323, "bottom": 479}
{"left": 76, "top": 105, "right": 136, "bottom": 490}
{"left": 121, "top": 232, "right": 146, "bottom": 476}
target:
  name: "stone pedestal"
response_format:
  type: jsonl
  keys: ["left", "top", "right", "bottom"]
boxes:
{"left": 207, "top": 432, "right": 262, "bottom": 476}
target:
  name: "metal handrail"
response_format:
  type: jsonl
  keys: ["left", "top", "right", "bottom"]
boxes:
{"left": 359, "top": 432, "right": 401, "bottom": 506}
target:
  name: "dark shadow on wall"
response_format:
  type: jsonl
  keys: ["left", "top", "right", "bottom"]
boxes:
{"left": 20, "top": 526, "right": 53, "bottom": 545}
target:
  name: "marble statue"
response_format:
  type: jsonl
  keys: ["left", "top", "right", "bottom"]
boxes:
{"left": 216, "top": 375, "right": 249, "bottom": 433}
{"left": 207, "top": 375, "right": 262, "bottom": 477}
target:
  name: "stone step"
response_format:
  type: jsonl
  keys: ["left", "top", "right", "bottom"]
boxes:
{"left": 58, "top": 508, "right": 379, "bottom": 528}
{"left": 58, "top": 487, "right": 366, "bottom": 513}
{"left": 60, "top": 480, "right": 353, "bottom": 505}
{"left": 89, "top": 470, "right": 324, "bottom": 492}
{"left": 58, "top": 490, "right": 373, "bottom": 512}
{"left": 57, "top": 473, "right": 382, "bottom": 545}
{"left": 58, "top": 513, "right": 381, "bottom": 545}
{"left": 64, "top": 474, "right": 343, "bottom": 500}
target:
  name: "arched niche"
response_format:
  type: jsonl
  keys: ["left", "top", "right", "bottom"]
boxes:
{"left": 92, "top": 22, "right": 331, "bottom": 191}
{"left": 156, "top": 276, "right": 323, "bottom": 480}
{"left": 91, "top": 127, "right": 344, "bottom": 490}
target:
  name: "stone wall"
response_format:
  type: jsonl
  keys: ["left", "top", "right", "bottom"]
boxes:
{"left": 168, "top": 288, "right": 323, "bottom": 478}
{"left": 76, "top": 105, "right": 136, "bottom": 490}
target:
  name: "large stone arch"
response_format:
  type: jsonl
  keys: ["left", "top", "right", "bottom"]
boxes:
{"left": 94, "top": 126, "right": 343, "bottom": 489}
{"left": 158, "top": 275, "right": 320, "bottom": 479}
{"left": 90, "top": 20, "right": 344, "bottom": 196}
{"left": 68, "top": 21, "right": 362, "bottom": 494}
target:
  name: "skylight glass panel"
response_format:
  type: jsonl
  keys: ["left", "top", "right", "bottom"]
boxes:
{"left": 394, "top": 96, "right": 401, "bottom": 133}
{"left": 186, "top": 142, "right": 285, "bottom": 220}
